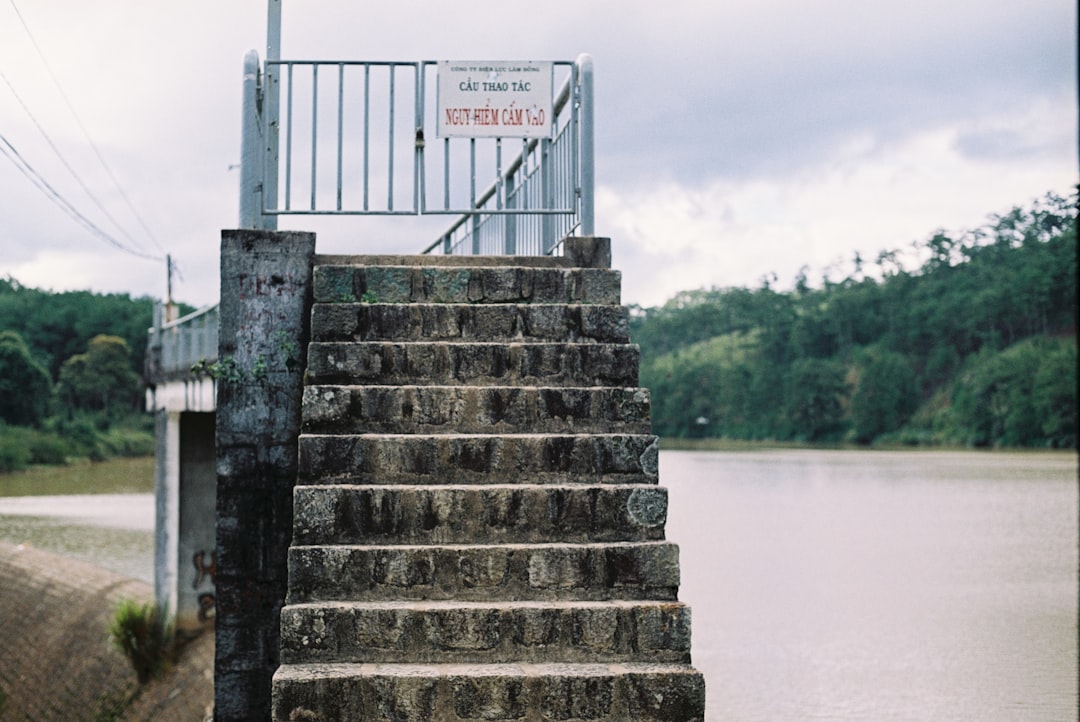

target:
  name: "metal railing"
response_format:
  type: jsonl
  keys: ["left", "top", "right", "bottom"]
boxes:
{"left": 240, "top": 49, "right": 594, "bottom": 256}
{"left": 423, "top": 56, "right": 594, "bottom": 256}
{"left": 146, "top": 303, "right": 219, "bottom": 381}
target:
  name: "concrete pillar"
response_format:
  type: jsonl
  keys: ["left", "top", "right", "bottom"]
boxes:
{"left": 153, "top": 409, "right": 180, "bottom": 620}
{"left": 214, "top": 229, "right": 315, "bottom": 722}
{"left": 154, "top": 410, "right": 216, "bottom": 637}
{"left": 563, "top": 236, "right": 611, "bottom": 269}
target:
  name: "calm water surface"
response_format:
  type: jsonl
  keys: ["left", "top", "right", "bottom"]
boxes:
{"left": 0, "top": 458, "right": 153, "bottom": 581}
{"left": 0, "top": 450, "right": 1076, "bottom": 720}
{"left": 663, "top": 449, "right": 1078, "bottom": 722}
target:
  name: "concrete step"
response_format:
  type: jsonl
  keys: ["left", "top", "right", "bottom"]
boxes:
{"left": 297, "top": 433, "right": 659, "bottom": 485}
{"left": 305, "top": 341, "right": 641, "bottom": 388}
{"left": 292, "top": 484, "right": 669, "bottom": 546}
{"left": 313, "top": 265, "right": 622, "bottom": 305}
{"left": 280, "top": 600, "right": 692, "bottom": 665}
{"left": 310, "top": 303, "right": 630, "bottom": 344}
{"left": 302, "top": 385, "right": 652, "bottom": 435}
{"left": 286, "top": 541, "right": 681, "bottom": 603}
{"left": 272, "top": 661, "right": 706, "bottom": 722}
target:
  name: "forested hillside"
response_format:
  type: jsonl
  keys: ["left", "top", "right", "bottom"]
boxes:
{"left": 631, "top": 192, "right": 1077, "bottom": 448}
{"left": 0, "top": 280, "right": 193, "bottom": 471}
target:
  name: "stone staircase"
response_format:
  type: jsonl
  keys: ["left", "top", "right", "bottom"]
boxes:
{"left": 272, "top": 240, "right": 705, "bottom": 721}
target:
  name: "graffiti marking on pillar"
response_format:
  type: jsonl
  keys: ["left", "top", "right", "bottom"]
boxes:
{"left": 193, "top": 549, "right": 218, "bottom": 588}
{"left": 198, "top": 593, "right": 216, "bottom": 622}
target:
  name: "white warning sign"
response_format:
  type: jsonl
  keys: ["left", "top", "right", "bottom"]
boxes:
{"left": 437, "top": 61, "right": 553, "bottom": 139}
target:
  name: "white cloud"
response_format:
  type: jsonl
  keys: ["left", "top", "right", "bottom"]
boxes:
{"left": 607, "top": 109, "right": 1078, "bottom": 307}
{"left": 0, "top": 0, "right": 1075, "bottom": 312}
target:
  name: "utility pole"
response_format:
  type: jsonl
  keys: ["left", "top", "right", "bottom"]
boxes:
{"left": 165, "top": 254, "right": 177, "bottom": 322}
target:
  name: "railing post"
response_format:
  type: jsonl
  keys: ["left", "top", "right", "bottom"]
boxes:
{"left": 541, "top": 138, "right": 554, "bottom": 254}
{"left": 577, "top": 53, "right": 595, "bottom": 236}
{"left": 240, "top": 51, "right": 264, "bottom": 229}
{"left": 262, "top": 0, "right": 281, "bottom": 228}
{"left": 504, "top": 173, "right": 517, "bottom": 255}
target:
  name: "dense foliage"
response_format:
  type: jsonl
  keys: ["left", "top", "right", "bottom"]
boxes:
{"left": 632, "top": 192, "right": 1077, "bottom": 447}
{"left": 0, "top": 280, "right": 174, "bottom": 471}
{"left": 0, "top": 330, "right": 53, "bottom": 427}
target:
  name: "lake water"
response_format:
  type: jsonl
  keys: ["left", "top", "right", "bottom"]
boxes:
{"left": 663, "top": 449, "right": 1078, "bottom": 722}
{"left": 0, "top": 450, "right": 1076, "bottom": 720}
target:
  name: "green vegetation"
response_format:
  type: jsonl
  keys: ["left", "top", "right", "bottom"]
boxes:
{"left": 0, "top": 280, "right": 172, "bottom": 472}
{"left": 633, "top": 191, "right": 1077, "bottom": 448}
{"left": 0, "top": 456, "right": 154, "bottom": 497}
{"left": 0, "top": 331, "right": 53, "bottom": 427}
{"left": 108, "top": 599, "right": 174, "bottom": 685}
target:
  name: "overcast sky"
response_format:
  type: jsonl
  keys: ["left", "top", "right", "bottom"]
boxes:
{"left": 1, "top": 0, "right": 1076, "bottom": 309}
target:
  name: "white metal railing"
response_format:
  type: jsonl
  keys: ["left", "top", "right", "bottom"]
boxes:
{"left": 146, "top": 303, "right": 219, "bottom": 380}
{"left": 239, "top": 44, "right": 594, "bottom": 255}
{"left": 423, "top": 56, "right": 593, "bottom": 256}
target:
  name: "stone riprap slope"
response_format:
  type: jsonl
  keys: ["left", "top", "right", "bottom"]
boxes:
{"left": 272, "top": 241, "right": 705, "bottom": 721}
{"left": 0, "top": 542, "right": 214, "bottom": 722}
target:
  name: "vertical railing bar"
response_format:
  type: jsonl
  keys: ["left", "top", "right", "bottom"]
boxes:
{"left": 388, "top": 65, "right": 395, "bottom": 212}
{"left": 469, "top": 138, "right": 476, "bottom": 209}
{"left": 570, "top": 61, "right": 579, "bottom": 220}
{"left": 284, "top": 63, "right": 294, "bottom": 211}
{"left": 363, "top": 64, "right": 370, "bottom": 212}
{"left": 541, "top": 137, "right": 553, "bottom": 252}
{"left": 578, "top": 53, "right": 595, "bottom": 235}
{"left": 495, "top": 139, "right": 503, "bottom": 211}
{"left": 262, "top": 2, "right": 280, "bottom": 227}
{"left": 470, "top": 137, "right": 478, "bottom": 254}
{"left": 310, "top": 64, "right": 319, "bottom": 211}
{"left": 522, "top": 139, "right": 530, "bottom": 210}
{"left": 542, "top": 65, "right": 556, "bottom": 251}
{"left": 336, "top": 63, "right": 344, "bottom": 211}
{"left": 504, "top": 156, "right": 516, "bottom": 254}
{"left": 443, "top": 138, "right": 450, "bottom": 210}
{"left": 414, "top": 62, "right": 423, "bottom": 214}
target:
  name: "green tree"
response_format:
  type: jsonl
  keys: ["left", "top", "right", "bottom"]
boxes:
{"left": 56, "top": 335, "right": 141, "bottom": 416}
{"left": 0, "top": 330, "right": 53, "bottom": 426}
{"left": 1033, "top": 339, "right": 1077, "bottom": 448}
{"left": 850, "top": 349, "right": 918, "bottom": 443}
{"left": 0, "top": 276, "right": 161, "bottom": 381}
{"left": 782, "top": 358, "right": 849, "bottom": 441}
{"left": 628, "top": 190, "right": 1076, "bottom": 447}
{"left": 951, "top": 340, "right": 1046, "bottom": 447}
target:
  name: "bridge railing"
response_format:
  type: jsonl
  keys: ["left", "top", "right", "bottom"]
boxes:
{"left": 240, "top": 51, "right": 593, "bottom": 256}
{"left": 422, "top": 56, "right": 593, "bottom": 257}
{"left": 145, "top": 303, "right": 219, "bottom": 382}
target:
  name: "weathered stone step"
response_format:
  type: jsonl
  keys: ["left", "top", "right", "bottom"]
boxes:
{"left": 305, "top": 341, "right": 641, "bottom": 387}
{"left": 280, "top": 600, "right": 692, "bottom": 665}
{"left": 310, "top": 303, "right": 630, "bottom": 344}
{"left": 302, "top": 385, "right": 651, "bottom": 435}
{"left": 272, "top": 661, "right": 706, "bottom": 722}
{"left": 293, "top": 484, "right": 669, "bottom": 545}
{"left": 297, "top": 433, "right": 659, "bottom": 485}
{"left": 313, "top": 264, "right": 622, "bottom": 305}
{"left": 286, "top": 542, "right": 681, "bottom": 603}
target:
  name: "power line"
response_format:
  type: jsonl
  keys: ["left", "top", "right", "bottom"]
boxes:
{"left": 0, "top": 130, "right": 161, "bottom": 261}
{"left": 6, "top": 0, "right": 166, "bottom": 256}
{"left": 0, "top": 70, "right": 146, "bottom": 252}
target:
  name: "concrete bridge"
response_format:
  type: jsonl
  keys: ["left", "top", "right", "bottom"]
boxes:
{"left": 145, "top": 303, "right": 218, "bottom": 636}
{"left": 145, "top": 231, "right": 706, "bottom": 721}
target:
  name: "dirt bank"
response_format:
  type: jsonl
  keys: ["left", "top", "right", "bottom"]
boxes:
{"left": 0, "top": 542, "right": 212, "bottom": 721}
